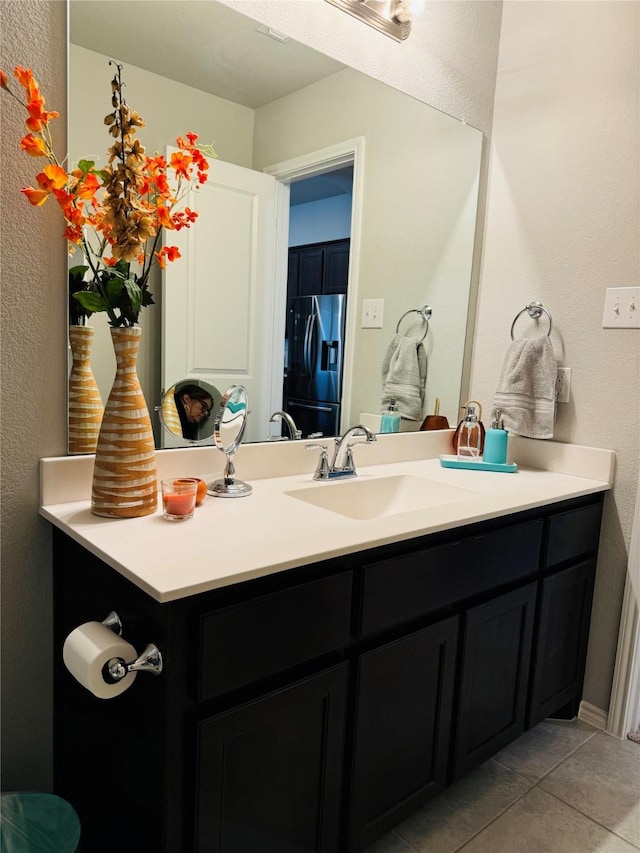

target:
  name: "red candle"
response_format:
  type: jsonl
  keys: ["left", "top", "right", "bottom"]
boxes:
{"left": 163, "top": 493, "right": 196, "bottom": 517}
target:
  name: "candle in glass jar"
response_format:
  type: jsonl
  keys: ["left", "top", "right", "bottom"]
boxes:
{"left": 161, "top": 478, "right": 198, "bottom": 521}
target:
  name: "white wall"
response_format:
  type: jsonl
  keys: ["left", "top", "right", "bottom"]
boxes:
{"left": 470, "top": 0, "right": 639, "bottom": 711}
{"left": 2, "top": 0, "right": 505, "bottom": 790}
{"left": 289, "top": 195, "right": 352, "bottom": 245}
{"left": 254, "top": 66, "right": 483, "bottom": 425}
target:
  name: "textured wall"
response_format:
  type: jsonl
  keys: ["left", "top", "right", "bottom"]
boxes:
{"left": 1, "top": 1, "right": 68, "bottom": 789}
{"left": 469, "top": 1, "right": 639, "bottom": 710}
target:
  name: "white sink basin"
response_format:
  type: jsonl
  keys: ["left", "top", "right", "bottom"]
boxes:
{"left": 285, "top": 474, "right": 480, "bottom": 520}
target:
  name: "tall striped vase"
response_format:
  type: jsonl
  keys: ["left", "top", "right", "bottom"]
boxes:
{"left": 68, "top": 325, "right": 104, "bottom": 455}
{"left": 91, "top": 325, "right": 158, "bottom": 518}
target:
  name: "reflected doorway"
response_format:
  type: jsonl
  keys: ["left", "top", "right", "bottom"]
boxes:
{"left": 282, "top": 167, "right": 354, "bottom": 439}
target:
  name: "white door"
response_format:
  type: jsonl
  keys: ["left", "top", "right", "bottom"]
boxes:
{"left": 162, "top": 155, "right": 278, "bottom": 443}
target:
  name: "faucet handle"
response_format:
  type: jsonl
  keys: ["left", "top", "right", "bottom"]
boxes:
{"left": 306, "top": 443, "right": 330, "bottom": 480}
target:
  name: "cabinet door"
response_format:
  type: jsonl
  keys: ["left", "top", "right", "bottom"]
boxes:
{"left": 297, "top": 246, "right": 324, "bottom": 296}
{"left": 323, "top": 241, "right": 350, "bottom": 294}
{"left": 195, "top": 664, "right": 348, "bottom": 853}
{"left": 453, "top": 583, "right": 537, "bottom": 780}
{"left": 528, "top": 560, "right": 596, "bottom": 727}
{"left": 349, "top": 617, "right": 458, "bottom": 851}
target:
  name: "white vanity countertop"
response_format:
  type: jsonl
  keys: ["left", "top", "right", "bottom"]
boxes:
{"left": 40, "top": 433, "right": 615, "bottom": 603}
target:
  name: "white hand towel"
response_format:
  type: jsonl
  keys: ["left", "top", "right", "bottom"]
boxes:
{"left": 492, "top": 335, "right": 557, "bottom": 439}
{"left": 381, "top": 333, "right": 427, "bottom": 421}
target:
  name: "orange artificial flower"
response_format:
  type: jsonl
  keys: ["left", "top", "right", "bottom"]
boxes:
{"left": 36, "top": 163, "right": 67, "bottom": 192}
{"left": 4, "top": 60, "right": 214, "bottom": 326}
{"left": 155, "top": 245, "right": 181, "bottom": 268}
{"left": 156, "top": 205, "right": 173, "bottom": 229}
{"left": 19, "top": 133, "right": 48, "bottom": 156}
{"left": 21, "top": 187, "right": 49, "bottom": 206}
{"left": 169, "top": 150, "right": 192, "bottom": 179}
{"left": 74, "top": 172, "right": 101, "bottom": 200}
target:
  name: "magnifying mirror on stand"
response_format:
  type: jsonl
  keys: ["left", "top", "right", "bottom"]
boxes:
{"left": 158, "top": 379, "right": 222, "bottom": 445}
{"left": 207, "top": 385, "right": 252, "bottom": 498}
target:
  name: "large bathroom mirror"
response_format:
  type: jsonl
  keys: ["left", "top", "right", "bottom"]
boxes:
{"left": 68, "top": 0, "right": 483, "bottom": 450}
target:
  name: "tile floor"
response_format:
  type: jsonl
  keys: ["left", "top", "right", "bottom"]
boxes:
{"left": 365, "top": 719, "right": 640, "bottom": 853}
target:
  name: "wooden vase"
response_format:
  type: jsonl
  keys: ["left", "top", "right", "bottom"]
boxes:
{"left": 91, "top": 325, "right": 158, "bottom": 518}
{"left": 68, "top": 325, "right": 104, "bottom": 455}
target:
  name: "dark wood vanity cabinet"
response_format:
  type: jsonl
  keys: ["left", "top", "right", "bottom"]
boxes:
{"left": 348, "top": 617, "right": 459, "bottom": 851}
{"left": 195, "top": 664, "right": 349, "bottom": 853}
{"left": 52, "top": 493, "right": 603, "bottom": 853}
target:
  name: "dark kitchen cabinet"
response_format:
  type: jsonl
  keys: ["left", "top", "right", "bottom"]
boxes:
{"left": 288, "top": 239, "right": 350, "bottom": 298}
{"left": 51, "top": 493, "right": 603, "bottom": 852}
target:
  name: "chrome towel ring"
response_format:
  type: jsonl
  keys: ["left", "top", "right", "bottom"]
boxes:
{"left": 396, "top": 305, "right": 432, "bottom": 342}
{"left": 510, "top": 301, "right": 553, "bottom": 340}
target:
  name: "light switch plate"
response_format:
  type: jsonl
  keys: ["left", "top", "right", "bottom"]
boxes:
{"left": 602, "top": 287, "right": 640, "bottom": 328}
{"left": 362, "top": 298, "right": 384, "bottom": 328}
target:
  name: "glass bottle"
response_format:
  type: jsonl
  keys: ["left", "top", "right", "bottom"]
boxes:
{"left": 457, "top": 404, "right": 482, "bottom": 459}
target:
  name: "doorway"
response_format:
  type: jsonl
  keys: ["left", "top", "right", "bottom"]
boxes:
{"left": 265, "top": 137, "right": 366, "bottom": 438}
{"left": 281, "top": 167, "right": 354, "bottom": 439}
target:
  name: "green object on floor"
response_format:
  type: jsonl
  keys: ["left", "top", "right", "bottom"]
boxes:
{"left": 0, "top": 792, "right": 80, "bottom": 852}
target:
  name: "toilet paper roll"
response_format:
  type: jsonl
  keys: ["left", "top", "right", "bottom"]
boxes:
{"left": 63, "top": 621, "right": 138, "bottom": 699}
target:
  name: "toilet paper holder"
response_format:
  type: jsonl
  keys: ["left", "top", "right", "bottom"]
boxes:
{"left": 100, "top": 611, "right": 163, "bottom": 683}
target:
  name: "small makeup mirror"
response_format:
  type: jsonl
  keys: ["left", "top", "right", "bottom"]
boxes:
{"left": 159, "top": 379, "right": 222, "bottom": 444}
{"left": 207, "top": 385, "right": 252, "bottom": 498}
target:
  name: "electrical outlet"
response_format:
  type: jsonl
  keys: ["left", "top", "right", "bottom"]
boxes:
{"left": 361, "top": 298, "right": 384, "bottom": 329}
{"left": 602, "top": 287, "right": 640, "bottom": 328}
{"left": 556, "top": 368, "right": 572, "bottom": 403}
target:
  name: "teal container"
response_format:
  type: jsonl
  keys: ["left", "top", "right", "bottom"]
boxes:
{"left": 483, "top": 410, "right": 508, "bottom": 464}
{"left": 380, "top": 400, "right": 400, "bottom": 433}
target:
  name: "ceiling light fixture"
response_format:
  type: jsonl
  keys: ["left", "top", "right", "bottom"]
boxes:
{"left": 325, "top": 0, "right": 412, "bottom": 42}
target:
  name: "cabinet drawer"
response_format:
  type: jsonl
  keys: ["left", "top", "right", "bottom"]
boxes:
{"left": 545, "top": 502, "right": 603, "bottom": 568}
{"left": 361, "top": 520, "right": 543, "bottom": 635}
{"left": 198, "top": 571, "right": 353, "bottom": 701}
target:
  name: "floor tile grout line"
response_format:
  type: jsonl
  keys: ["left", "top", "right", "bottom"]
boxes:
{"left": 448, "top": 784, "right": 535, "bottom": 853}
{"left": 533, "top": 786, "right": 640, "bottom": 851}
{"left": 389, "top": 829, "right": 422, "bottom": 852}
{"left": 419, "top": 729, "right": 608, "bottom": 853}
{"left": 491, "top": 726, "right": 601, "bottom": 786}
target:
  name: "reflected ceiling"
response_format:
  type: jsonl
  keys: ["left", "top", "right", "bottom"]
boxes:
{"left": 69, "top": 0, "right": 346, "bottom": 108}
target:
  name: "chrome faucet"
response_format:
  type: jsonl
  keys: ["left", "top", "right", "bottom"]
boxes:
{"left": 269, "top": 410, "right": 300, "bottom": 440}
{"left": 307, "top": 424, "right": 377, "bottom": 480}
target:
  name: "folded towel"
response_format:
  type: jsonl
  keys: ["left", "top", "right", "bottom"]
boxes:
{"left": 381, "top": 333, "right": 427, "bottom": 421}
{"left": 492, "top": 335, "right": 557, "bottom": 439}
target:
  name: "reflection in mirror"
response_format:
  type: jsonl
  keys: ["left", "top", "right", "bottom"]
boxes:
{"left": 159, "top": 380, "right": 222, "bottom": 445}
{"left": 68, "top": 0, "right": 483, "bottom": 453}
{"left": 208, "top": 386, "right": 252, "bottom": 498}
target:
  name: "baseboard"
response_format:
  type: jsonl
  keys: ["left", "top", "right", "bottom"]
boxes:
{"left": 578, "top": 700, "right": 608, "bottom": 731}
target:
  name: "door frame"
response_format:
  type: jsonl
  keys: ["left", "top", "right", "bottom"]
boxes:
{"left": 264, "top": 137, "right": 366, "bottom": 432}
{"left": 607, "top": 485, "right": 640, "bottom": 738}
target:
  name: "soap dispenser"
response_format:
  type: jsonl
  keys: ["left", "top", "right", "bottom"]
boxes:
{"left": 456, "top": 404, "right": 483, "bottom": 459}
{"left": 380, "top": 400, "right": 401, "bottom": 433}
{"left": 483, "top": 409, "right": 508, "bottom": 465}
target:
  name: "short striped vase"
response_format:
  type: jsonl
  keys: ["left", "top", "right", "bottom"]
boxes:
{"left": 91, "top": 325, "right": 158, "bottom": 518}
{"left": 68, "top": 325, "right": 104, "bottom": 455}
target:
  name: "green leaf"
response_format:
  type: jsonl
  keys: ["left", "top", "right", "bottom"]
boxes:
{"left": 124, "top": 278, "right": 142, "bottom": 315}
{"left": 73, "top": 291, "right": 108, "bottom": 312}
{"left": 68, "top": 265, "right": 90, "bottom": 293}
{"left": 76, "top": 159, "right": 96, "bottom": 176}
{"left": 103, "top": 276, "right": 124, "bottom": 303}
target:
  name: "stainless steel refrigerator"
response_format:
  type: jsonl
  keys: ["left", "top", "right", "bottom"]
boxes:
{"left": 283, "top": 294, "right": 346, "bottom": 438}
